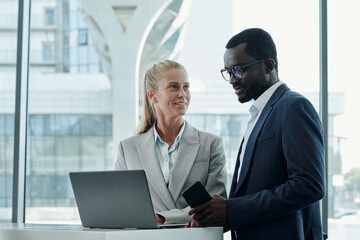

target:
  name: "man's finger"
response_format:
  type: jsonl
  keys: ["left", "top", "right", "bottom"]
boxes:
{"left": 188, "top": 209, "right": 195, "bottom": 216}
{"left": 197, "top": 216, "right": 211, "bottom": 227}
{"left": 192, "top": 211, "right": 207, "bottom": 222}
{"left": 188, "top": 202, "right": 207, "bottom": 216}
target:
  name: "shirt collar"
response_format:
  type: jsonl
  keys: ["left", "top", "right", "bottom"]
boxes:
{"left": 252, "top": 81, "right": 283, "bottom": 113}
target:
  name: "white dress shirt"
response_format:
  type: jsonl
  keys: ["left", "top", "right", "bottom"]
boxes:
{"left": 237, "top": 81, "right": 283, "bottom": 181}
{"left": 154, "top": 122, "right": 186, "bottom": 185}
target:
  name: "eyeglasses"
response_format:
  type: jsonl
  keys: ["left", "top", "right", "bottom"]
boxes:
{"left": 220, "top": 59, "right": 268, "bottom": 82}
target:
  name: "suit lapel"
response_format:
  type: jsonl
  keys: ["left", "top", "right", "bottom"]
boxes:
{"left": 138, "top": 128, "right": 176, "bottom": 209}
{"left": 234, "top": 84, "right": 289, "bottom": 194}
{"left": 168, "top": 122, "right": 200, "bottom": 202}
{"left": 229, "top": 138, "right": 244, "bottom": 198}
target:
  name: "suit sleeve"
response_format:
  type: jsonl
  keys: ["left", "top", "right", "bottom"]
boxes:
{"left": 227, "top": 98, "right": 326, "bottom": 227}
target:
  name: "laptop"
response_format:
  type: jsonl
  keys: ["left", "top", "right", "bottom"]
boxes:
{"left": 69, "top": 170, "right": 185, "bottom": 229}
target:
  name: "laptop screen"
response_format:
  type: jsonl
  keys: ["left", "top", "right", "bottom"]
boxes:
{"left": 69, "top": 170, "right": 159, "bottom": 229}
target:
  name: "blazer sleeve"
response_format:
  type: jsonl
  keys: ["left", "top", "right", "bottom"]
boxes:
{"left": 114, "top": 140, "right": 127, "bottom": 170}
{"left": 157, "top": 207, "right": 192, "bottom": 224}
{"left": 158, "top": 135, "right": 227, "bottom": 224}
{"left": 227, "top": 97, "right": 325, "bottom": 227}
{"left": 205, "top": 135, "right": 228, "bottom": 198}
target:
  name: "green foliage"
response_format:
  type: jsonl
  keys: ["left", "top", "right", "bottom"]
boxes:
{"left": 344, "top": 168, "right": 360, "bottom": 192}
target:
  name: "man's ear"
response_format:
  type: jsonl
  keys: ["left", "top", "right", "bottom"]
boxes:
{"left": 147, "top": 90, "right": 157, "bottom": 104}
{"left": 264, "top": 59, "right": 275, "bottom": 73}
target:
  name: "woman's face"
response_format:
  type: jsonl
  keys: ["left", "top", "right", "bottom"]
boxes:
{"left": 148, "top": 68, "right": 191, "bottom": 120}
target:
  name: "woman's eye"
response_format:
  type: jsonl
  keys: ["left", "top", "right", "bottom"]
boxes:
{"left": 184, "top": 85, "right": 190, "bottom": 90}
{"left": 170, "top": 84, "right": 178, "bottom": 89}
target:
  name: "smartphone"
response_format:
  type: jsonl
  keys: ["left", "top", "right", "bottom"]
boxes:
{"left": 182, "top": 181, "right": 212, "bottom": 208}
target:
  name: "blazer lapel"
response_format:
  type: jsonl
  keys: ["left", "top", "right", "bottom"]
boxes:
{"left": 234, "top": 84, "right": 289, "bottom": 194}
{"left": 138, "top": 128, "right": 176, "bottom": 209}
{"left": 168, "top": 122, "right": 200, "bottom": 202}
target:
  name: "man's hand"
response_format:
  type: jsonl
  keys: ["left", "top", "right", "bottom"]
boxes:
{"left": 188, "top": 195, "right": 228, "bottom": 227}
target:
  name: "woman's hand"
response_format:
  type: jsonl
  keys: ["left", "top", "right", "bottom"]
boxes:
{"left": 185, "top": 218, "right": 197, "bottom": 228}
{"left": 155, "top": 214, "right": 165, "bottom": 224}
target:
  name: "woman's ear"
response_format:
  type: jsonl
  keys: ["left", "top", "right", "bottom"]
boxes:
{"left": 147, "top": 90, "right": 157, "bottom": 104}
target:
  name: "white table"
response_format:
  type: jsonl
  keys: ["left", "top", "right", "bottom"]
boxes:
{"left": 0, "top": 223, "right": 223, "bottom": 240}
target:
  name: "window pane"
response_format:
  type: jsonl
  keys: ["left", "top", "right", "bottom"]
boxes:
{"left": 44, "top": 8, "right": 55, "bottom": 26}
{"left": 27, "top": 0, "right": 111, "bottom": 224}
{"left": 178, "top": 2, "right": 318, "bottom": 239}
{"left": 11, "top": 1, "right": 347, "bottom": 236}
{"left": 328, "top": 0, "right": 360, "bottom": 238}
{"left": 180, "top": 0, "right": 319, "bottom": 193}
{"left": 0, "top": 0, "right": 17, "bottom": 223}
{"left": 25, "top": 0, "right": 194, "bottom": 224}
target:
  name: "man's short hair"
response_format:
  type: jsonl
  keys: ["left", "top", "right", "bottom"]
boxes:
{"left": 226, "top": 28, "right": 278, "bottom": 73}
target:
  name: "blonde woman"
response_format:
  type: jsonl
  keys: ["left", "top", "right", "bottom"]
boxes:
{"left": 115, "top": 60, "right": 227, "bottom": 224}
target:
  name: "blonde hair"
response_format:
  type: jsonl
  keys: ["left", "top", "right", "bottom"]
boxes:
{"left": 137, "top": 60, "right": 188, "bottom": 134}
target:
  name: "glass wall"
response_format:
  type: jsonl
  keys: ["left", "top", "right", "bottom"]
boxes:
{"left": 0, "top": 0, "right": 18, "bottom": 223}
{"left": 181, "top": 0, "right": 320, "bottom": 194}
{"left": 2, "top": 0, "right": 360, "bottom": 238}
{"left": 62, "top": 0, "right": 101, "bottom": 73}
{"left": 26, "top": 115, "right": 112, "bottom": 223}
{"left": 327, "top": 0, "right": 360, "bottom": 239}
{"left": 181, "top": 2, "right": 320, "bottom": 239}
{"left": 0, "top": 115, "right": 15, "bottom": 223}
{"left": 26, "top": 0, "right": 112, "bottom": 223}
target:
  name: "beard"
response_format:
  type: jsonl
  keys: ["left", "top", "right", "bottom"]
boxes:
{"left": 237, "top": 93, "right": 252, "bottom": 103}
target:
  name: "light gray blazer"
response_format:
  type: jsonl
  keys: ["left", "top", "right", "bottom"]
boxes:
{"left": 115, "top": 121, "right": 227, "bottom": 224}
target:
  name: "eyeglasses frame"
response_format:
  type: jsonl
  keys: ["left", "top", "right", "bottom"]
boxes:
{"left": 220, "top": 59, "right": 269, "bottom": 82}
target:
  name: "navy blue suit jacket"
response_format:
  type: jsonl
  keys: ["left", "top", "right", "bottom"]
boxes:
{"left": 227, "top": 84, "right": 326, "bottom": 240}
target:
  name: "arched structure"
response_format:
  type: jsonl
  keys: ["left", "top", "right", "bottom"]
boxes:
{"left": 77, "top": 0, "right": 191, "bottom": 144}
